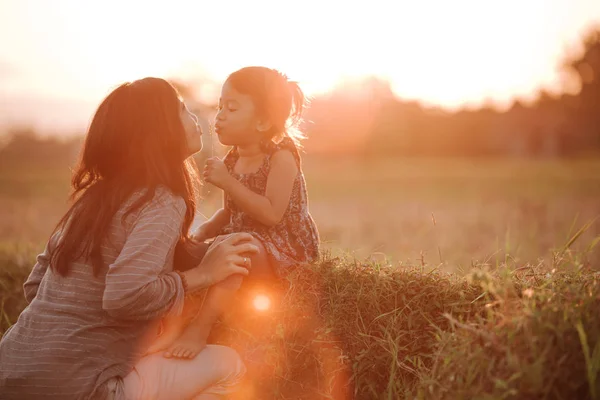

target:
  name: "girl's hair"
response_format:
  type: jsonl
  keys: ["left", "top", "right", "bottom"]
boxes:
{"left": 226, "top": 66, "right": 306, "bottom": 146}
{"left": 50, "top": 77, "right": 199, "bottom": 277}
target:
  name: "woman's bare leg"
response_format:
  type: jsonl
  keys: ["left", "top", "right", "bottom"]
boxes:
{"left": 122, "top": 345, "right": 245, "bottom": 399}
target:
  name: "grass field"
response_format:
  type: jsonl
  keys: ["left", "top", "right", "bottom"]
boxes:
{"left": 1, "top": 157, "right": 600, "bottom": 399}
{"left": 2, "top": 157, "right": 598, "bottom": 266}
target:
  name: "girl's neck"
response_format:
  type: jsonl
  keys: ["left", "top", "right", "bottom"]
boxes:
{"left": 236, "top": 143, "right": 262, "bottom": 158}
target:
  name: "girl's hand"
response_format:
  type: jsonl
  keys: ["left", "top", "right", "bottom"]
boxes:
{"left": 204, "top": 157, "right": 233, "bottom": 190}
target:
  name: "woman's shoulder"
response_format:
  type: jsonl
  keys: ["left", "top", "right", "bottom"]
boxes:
{"left": 128, "top": 186, "right": 187, "bottom": 219}
{"left": 154, "top": 187, "right": 187, "bottom": 214}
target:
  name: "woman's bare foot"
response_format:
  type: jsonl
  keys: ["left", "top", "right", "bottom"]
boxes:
{"left": 164, "top": 323, "right": 210, "bottom": 359}
{"left": 145, "top": 320, "right": 185, "bottom": 356}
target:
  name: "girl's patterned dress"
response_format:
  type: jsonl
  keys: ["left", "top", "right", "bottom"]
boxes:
{"left": 218, "top": 137, "right": 319, "bottom": 276}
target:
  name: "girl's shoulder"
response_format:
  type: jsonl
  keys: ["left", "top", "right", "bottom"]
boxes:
{"left": 266, "top": 137, "right": 301, "bottom": 166}
{"left": 223, "top": 147, "right": 239, "bottom": 170}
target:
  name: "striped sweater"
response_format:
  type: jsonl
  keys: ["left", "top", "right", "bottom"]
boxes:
{"left": 0, "top": 187, "right": 187, "bottom": 399}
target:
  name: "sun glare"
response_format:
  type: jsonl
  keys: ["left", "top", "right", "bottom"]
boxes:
{"left": 252, "top": 294, "right": 271, "bottom": 312}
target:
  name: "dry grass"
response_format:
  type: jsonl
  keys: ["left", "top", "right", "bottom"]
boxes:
{"left": 2, "top": 246, "right": 599, "bottom": 399}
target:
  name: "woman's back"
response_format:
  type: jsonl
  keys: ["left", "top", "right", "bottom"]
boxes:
{"left": 0, "top": 187, "right": 186, "bottom": 400}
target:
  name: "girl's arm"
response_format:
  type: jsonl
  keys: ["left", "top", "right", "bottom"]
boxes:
{"left": 195, "top": 205, "right": 231, "bottom": 241}
{"left": 206, "top": 150, "right": 298, "bottom": 227}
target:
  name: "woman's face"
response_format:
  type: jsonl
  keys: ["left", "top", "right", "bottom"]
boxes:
{"left": 181, "top": 101, "right": 202, "bottom": 156}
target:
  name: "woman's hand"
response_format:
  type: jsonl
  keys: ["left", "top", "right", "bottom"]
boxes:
{"left": 183, "top": 233, "right": 258, "bottom": 290}
{"left": 203, "top": 157, "right": 234, "bottom": 190}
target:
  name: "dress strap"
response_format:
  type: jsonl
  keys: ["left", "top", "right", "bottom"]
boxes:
{"left": 266, "top": 136, "right": 301, "bottom": 166}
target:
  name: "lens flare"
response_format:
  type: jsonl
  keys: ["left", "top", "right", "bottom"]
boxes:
{"left": 252, "top": 294, "right": 271, "bottom": 312}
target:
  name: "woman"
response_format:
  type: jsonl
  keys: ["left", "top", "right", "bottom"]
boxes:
{"left": 0, "top": 77, "right": 257, "bottom": 400}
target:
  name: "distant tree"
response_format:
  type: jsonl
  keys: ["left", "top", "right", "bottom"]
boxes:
{"left": 563, "top": 26, "right": 600, "bottom": 149}
{"left": 0, "top": 128, "right": 81, "bottom": 169}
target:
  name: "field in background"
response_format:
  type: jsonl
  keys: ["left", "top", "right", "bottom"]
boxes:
{"left": 2, "top": 157, "right": 599, "bottom": 269}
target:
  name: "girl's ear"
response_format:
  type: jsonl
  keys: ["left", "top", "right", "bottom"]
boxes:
{"left": 256, "top": 119, "right": 272, "bottom": 133}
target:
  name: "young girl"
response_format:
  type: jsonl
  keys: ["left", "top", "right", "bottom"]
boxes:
{"left": 151, "top": 66, "right": 320, "bottom": 360}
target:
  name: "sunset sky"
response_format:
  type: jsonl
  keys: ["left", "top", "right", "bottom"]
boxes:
{"left": 0, "top": 0, "right": 599, "bottom": 133}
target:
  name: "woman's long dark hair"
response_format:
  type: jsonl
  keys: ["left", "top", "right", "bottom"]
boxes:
{"left": 50, "top": 77, "right": 199, "bottom": 277}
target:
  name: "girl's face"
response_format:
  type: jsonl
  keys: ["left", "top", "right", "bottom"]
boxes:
{"left": 214, "top": 80, "right": 263, "bottom": 147}
{"left": 181, "top": 101, "right": 203, "bottom": 156}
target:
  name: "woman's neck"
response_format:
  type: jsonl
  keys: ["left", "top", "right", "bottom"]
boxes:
{"left": 236, "top": 143, "right": 262, "bottom": 158}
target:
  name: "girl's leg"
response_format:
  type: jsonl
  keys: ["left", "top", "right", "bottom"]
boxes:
{"left": 119, "top": 345, "right": 245, "bottom": 399}
{"left": 145, "top": 293, "right": 204, "bottom": 355}
{"left": 164, "top": 236, "right": 274, "bottom": 359}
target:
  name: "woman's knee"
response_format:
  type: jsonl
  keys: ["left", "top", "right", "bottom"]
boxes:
{"left": 201, "top": 345, "right": 246, "bottom": 391}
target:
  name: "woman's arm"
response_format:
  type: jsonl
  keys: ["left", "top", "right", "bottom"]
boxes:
{"left": 206, "top": 150, "right": 298, "bottom": 227}
{"left": 102, "top": 191, "right": 259, "bottom": 321}
{"left": 23, "top": 231, "right": 60, "bottom": 303}
{"left": 102, "top": 194, "right": 188, "bottom": 320}
{"left": 23, "top": 249, "right": 50, "bottom": 304}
